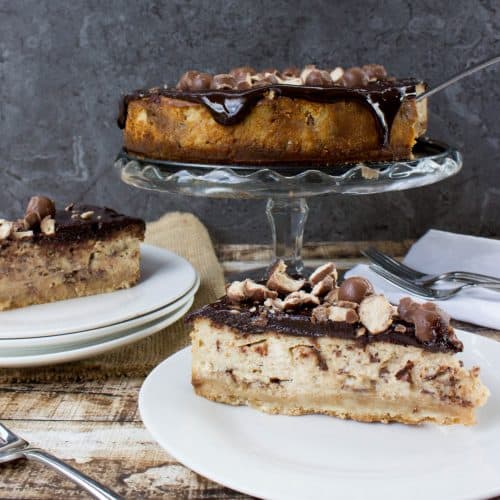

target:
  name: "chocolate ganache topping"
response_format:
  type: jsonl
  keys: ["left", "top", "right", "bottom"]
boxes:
{"left": 0, "top": 196, "right": 145, "bottom": 244}
{"left": 187, "top": 260, "right": 463, "bottom": 354}
{"left": 118, "top": 64, "right": 423, "bottom": 147}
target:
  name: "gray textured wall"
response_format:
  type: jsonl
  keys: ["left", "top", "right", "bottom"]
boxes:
{"left": 1, "top": 0, "right": 500, "bottom": 245}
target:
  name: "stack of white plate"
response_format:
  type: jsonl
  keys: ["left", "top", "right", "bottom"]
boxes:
{"left": 0, "top": 244, "right": 199, "bottom": 367}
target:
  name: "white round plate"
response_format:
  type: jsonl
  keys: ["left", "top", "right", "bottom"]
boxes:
{"left": 0, "top": 244, "right": 197, "bottom": 339}
{"left": 0, "top": 296, "right": 193, "bottom": 367}
{"left": 0, "top": 274, "right": 199, "bottom": 350}
{"left": 140, "top": 330, "right": 500, "bottom": 500}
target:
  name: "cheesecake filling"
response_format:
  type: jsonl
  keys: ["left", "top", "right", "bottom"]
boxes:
{"left": 190, "top": 319, "right": 488, "bottom": 425}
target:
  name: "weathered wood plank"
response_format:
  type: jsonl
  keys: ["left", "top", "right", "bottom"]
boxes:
{"left": 0, "top": 421, "right": 250, "bottom": 499}
{"left": 0, "top": 379, "right": 142, "bottom": 422}
{"left": 221, "top": 257, "right": 367, "bottom": 277}
{"left": 216, "top": 240, "right": 414, "bottom": 262}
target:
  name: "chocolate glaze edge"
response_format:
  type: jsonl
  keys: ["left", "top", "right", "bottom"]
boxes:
{"left": 3, "top": 205, "right": 145, "bottom": 245}
{"left": 186, "top": 299, "right": 463, "bottom": 354}
{"left": 52, "top": 204, "right": 145, "bottom": 243}
{"left": 118, "top": 79, "right": 422, "bottom": 147}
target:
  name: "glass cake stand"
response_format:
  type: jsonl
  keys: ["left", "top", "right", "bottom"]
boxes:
{"left": 116, "top": 138, "right": 462, "bottom": 277}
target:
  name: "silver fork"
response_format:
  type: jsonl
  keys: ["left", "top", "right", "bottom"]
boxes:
{"left": 362, "top": 247, "right": 500, "bottom": 286}
{"left": 369, "top": 264, "right": 500, "bottom": 300}
{"left": 0, "top": 422, "right": 121, "bottom": 500}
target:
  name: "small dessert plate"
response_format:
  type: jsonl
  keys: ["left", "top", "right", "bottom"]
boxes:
{"left": 139, "top": 330, "right": 500, "bottom": 500}
{"left": 0, "top": 274, "right": 199, "bottom": 349}
{"left": 0, "top": 244, "right": 197, "bottom": 338}
{"left": 0, "top": 296, "right": 193, "bottom": 367}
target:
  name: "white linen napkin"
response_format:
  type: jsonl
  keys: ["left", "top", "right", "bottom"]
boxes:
{"left": 345, "top": 229, "right": 500, "bottom": 329}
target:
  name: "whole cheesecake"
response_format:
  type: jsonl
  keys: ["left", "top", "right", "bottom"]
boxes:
{"left": 118, "top": 64, "right": 428, "bottom": 166}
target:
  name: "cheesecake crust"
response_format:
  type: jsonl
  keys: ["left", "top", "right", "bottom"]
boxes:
{"left": 193, "top": 377, "right": 478, "bottom": 426}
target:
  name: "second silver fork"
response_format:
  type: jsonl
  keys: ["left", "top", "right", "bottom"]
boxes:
{"left": 369, "top": 264, "right": 500, "bottom": 300}
{"left": 362, "top": 247, "right": 500, "bottom": 287}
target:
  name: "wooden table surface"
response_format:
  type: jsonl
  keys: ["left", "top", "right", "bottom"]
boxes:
{"left": 0, "top": 248, "right": 498, "bottom": 499}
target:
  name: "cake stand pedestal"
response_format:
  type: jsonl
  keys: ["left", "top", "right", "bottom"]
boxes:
{"left": 116, "top": 139, "right": 462, "bottom": 278}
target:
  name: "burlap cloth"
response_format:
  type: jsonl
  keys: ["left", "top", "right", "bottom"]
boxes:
{"left": 0, "top": 213, "right": 225, "bottom": 383}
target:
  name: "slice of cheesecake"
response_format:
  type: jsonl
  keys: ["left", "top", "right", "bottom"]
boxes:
{"left": 0, "top": 196, "right": 145, "bottom": 311}
{"left": 188, "top": 261, "right": 489, "bottom": 425}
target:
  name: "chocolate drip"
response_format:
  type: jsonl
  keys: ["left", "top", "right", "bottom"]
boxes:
{"left": 186, "top": 298, "right": 463, "bottom": 354}
{"left": 118, "top": 79, "right": 419, "bottom": 147}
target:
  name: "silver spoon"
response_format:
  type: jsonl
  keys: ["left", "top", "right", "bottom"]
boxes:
{"left": 416, "top": 54, "right": 500, "bottom": 101}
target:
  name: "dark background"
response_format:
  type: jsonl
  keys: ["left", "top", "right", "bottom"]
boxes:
{"left": 1, "top": 0, "right": 500, "bottom": 244}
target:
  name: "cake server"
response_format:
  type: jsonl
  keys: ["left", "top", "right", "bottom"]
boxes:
{"left": 416, "top": 54, "right": 500, "bottom": 101}
{"left": 0, "top": 421, "right": 121, "bottom": 500}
